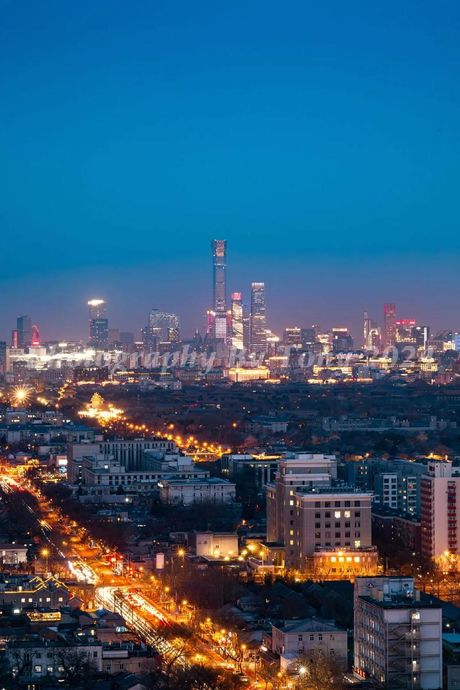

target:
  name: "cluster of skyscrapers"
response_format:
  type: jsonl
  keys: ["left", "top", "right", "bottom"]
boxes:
{"left": 207, "top": 239, "right": 268, "bottom": 353}
{"left": 5, "top": 241, "right": 459, "bottom": 359}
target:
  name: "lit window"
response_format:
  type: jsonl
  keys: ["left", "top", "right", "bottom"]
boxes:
{"left": 334, "top": 511, "right": 341, "bottom": 518}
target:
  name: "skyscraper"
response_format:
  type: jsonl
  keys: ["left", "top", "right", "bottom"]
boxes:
{"left": 88, "top": 299, "right": 109, "bottom": 349}
{"left": 363, "top": 311, "right": 371, "bottom": 349}
{"left": 211, "top": 240, "right": 227, "bottom": 313}
{"left": 208, "top": 240, "right": 229, "bottom": 342}
{"left": 383, "top": 303, "right": 397, "bottom": 348}
{"left": 15, "top": 315, "right": 32, "bottom": 349}
{"left": 231, "top": 292, "right": 244, "bottom": 350}
{"left": 148, "top": 309, "right": 180, "bottom": 343}
{"left": 250, "top": 282, "right": 267, "bottom": 352}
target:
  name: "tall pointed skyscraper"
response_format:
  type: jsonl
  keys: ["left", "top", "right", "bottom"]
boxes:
{"left": 211, "top": 240, "right": 227, "bottom": 313}
{"left": 209, "top": 240, "right": 228, "bottom": 342}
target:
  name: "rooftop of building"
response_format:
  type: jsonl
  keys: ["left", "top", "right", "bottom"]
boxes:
{"left": 272, "top": 618, "right": 343, "bottom": 634}
{"left": 160, "top": 477, "right": 234, "bottom": 486}
{"left": 359, "top": 594, "right": 437, "bottom": 610}
{"left": 371, "top": 506, "right": 420, "bottom": 523}
{"left": 295, "top": 484, "right": 372, "bottom": 496}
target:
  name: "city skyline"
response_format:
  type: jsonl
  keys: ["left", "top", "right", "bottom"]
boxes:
{"left": 1, "top": 1, "right": 460, "bottom": 341}
{"left": 0, "top": 237, "right": 459, "bottom": 345}
{"left": 1, "top": 239, "right": 458, "bottom": 346}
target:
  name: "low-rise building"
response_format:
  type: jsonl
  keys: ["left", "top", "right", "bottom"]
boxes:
{"left": 0, "top": 543, "right": 28, "bottom": 565}
{"left": 193, "top": 532, "right": 239, "bottom": 558}
{"left": 3, "top": 638, "right": 103, "bottom": 679}
{"left": 271, "top": 618, "right": 347, "bottom": 672}
{"left": 0, "top": 575, "right": 69, "bottom": 612}
{"left": 159, "top": 477, "right": 236, "bottom": 505}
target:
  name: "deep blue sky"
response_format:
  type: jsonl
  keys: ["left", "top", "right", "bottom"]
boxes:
{"left": 1, "top": 0, "right": 459, "bottom": 341}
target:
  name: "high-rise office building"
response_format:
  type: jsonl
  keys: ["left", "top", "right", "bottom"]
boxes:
{"left": 331, "top": 327, "right": 354, "bottom": 353}
{"left": 208, "top": 240, "right": 229, "bottom": 343}
{"left": 363, "top": 312, "right": 381, "bottom": 350}
{"left": 146, "top": 310, "right": 180, "bottom": 344}
{"left": 363, "top": 312, "right": 371, "bottom": 349}
{"left": 14, "top": 315, "right": 32, "bottom": 349}
{"left": 301, "top": 326, "right": 317, "bottom": 351}
{"left": 231, "top": 293, "right": 244, "bottom": 350}
{"left": 412, "top": 325, "right": 430, "bottom": 353}
{"left": 211, "top": 240, "right": 227, "bottom": 313}
{"left": 88, "top": 299, "right": 109, "bottom": 349}
{"left": 250, "top": 282, "right": 267, "bottom": 352}
{"left": 0, "top": 341, "right": 7, "bottom": 374}
{"left": 394, "top": 319, "right": 417, "bottom": 344}
{"left": 383, "top": 303, "right": 397, "bottom": 348}
{"left": 283, "top": 327, "right": 302, "bottom": 348}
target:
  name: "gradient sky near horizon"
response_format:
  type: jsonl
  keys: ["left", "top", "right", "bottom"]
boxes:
{"left": 1, "top": 0, "right": 459, "bottom": 342}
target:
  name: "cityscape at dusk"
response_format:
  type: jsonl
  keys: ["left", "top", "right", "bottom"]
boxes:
{"left": 1, "top": 2, "right": 460, "bottom": 690}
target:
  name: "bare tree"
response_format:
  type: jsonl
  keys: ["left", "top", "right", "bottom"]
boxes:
{"left": 54, "top": 648, "right": 98, "bottom": 685}
{"left": 293, "top": 650, "right": 344, "bottom": 690}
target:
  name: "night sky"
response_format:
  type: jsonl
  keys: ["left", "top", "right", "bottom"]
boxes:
{"left": 1, "top": 0, "right": 459, "bottom": 341}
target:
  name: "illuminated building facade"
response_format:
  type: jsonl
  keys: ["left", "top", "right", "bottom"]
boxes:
{"left": 88, "top": 299, "right": 109, "bottom": 349}
{"left": 291, "top": 487, "right": 373, "bottom": 573}
{"left": 250, "top": 281, "right": 267, "bottom": 352}
{"left": 267, "top": 455, "right": 375, "bottom": 578}
{"left": 227, "top": 366, "right": 269, "bottom": 382}
{"left": 420, "top": 460, "right": 460, "bottom": 561}
{"left": 383, "top": 303, "right": 397, "bottom": 347}
{"left": 395, "top": 318, "right": 417, "bottom": 344}
{"left": 267, "top": 453, "right": 337, "bottom": 546}
{"left": 231, "top": 292, "right": 244, "bottom": 350}
{"left": 283, "top": 326, "right": 302, "bottom": 348}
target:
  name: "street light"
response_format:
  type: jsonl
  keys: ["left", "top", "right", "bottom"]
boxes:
{"left": 41, "top": 548, "right": 49, "bottom": 574}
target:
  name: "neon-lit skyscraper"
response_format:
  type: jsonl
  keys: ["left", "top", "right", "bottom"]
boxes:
{"left": 88, "top": 299, "right": 109, "bottom": 349}
{"left": 231, "top": 292, "right": 244, "bottom": 350}
{"left": 211, "top": 240, "right": 227, "bottom": 313}
{"left": 383, "top": 303, "right": 397, "bottom": 348}
{"left": 250, "top": 282, "right": 267, "bottom": 352}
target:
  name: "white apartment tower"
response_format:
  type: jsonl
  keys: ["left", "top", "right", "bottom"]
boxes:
{"left": 354, "top": 577, "right": 442, "bottom": 689}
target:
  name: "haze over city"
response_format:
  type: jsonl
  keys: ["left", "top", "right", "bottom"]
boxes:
{"left": 1, "top": 0, "right": 460, "bottom": 340}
